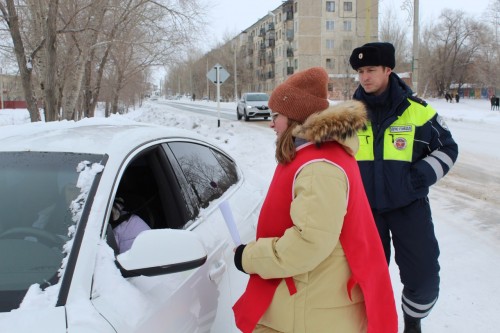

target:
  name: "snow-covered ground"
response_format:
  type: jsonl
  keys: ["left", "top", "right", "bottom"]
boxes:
{"left": 1, "top": 96, "right": 499, "bottom": 332}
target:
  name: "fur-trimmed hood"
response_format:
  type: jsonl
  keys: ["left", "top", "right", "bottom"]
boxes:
{"left": 292, "top": 100, "right": 367, "bottom": 156}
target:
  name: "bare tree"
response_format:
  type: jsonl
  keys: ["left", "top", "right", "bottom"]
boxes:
{"left": 1, "top": 0, "right": 206, "bottom": 121}
{"left": 0, "top": 0, "right": 40, "bottom": 121}
{"left": 379, "top": 5, "right": 412, "bottom": 72}
{"left": 420, "top": 9, "right": 486, "bottom": 96}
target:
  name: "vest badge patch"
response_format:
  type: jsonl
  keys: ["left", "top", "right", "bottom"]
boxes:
{"left": 436, "top": 115, "right": 450, "bottom": 131}
{"left": 390, "top": 125, "right": 412, "bottom": 133}
{"left": 394, "top": 137, "right": 407, "bottom": 150}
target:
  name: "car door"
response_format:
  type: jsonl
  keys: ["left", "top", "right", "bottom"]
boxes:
{"left": 87, "top": 141, "right": 218, "bottom": 333}
{"left": 163, "top": 140, "right": 241, "bottom": 332}
{"left": 164, "top": 140, "right": 263, "bottom": 332}
{"left": 91, "top": 139, "right": 258, "bottom": 332}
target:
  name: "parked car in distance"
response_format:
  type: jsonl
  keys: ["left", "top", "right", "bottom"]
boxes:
{"left": 0, "top": 118, "right": 261, "bottom": 332}
{"left": 236, "top": 92, "right": 271, "bottom": 121}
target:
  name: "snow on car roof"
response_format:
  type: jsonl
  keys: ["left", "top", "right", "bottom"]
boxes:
{"left": 0, "top": 116, "right": 210, "bottom": 155}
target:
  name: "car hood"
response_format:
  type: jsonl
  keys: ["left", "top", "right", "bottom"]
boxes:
{"left": 246, "top": 101, "right": 269, "bottom": 107}
{"left": 0, "top": 307, "right": 67, "bottom": 333}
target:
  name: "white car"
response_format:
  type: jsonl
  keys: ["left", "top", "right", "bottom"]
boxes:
{"left": 236, "top": 92, "right": 271, "bottom": 121}
{"left": 0, "top": 118, "right": 260, "bottom": 332}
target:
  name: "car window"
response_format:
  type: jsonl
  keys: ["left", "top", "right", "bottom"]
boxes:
{"left": 167, "top": 142, "right": 239, "bottom": 209}
{"left": 115, "top": 144, "right": 195, "bottom": 233}
{"left": 0, "top": 151, "right": 104, "bottom": 312}
{"left": 246, "top": 93, "right": 269, "bottom": 102}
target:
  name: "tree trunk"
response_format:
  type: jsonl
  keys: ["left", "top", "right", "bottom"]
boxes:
{"left": 43, "top": 0, "right": 59, "bottom": 122}
{"left": 2, "top": 0, "right": 40, "bottom": 121}
{"left": 61, "top": 55, "right": 84, "bottom": 120}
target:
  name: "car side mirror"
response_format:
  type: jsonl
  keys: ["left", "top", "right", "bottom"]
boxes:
{"left": 116, "top": 229, "right": 207, "bottom": 277}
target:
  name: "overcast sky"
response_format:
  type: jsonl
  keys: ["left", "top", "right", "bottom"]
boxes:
{"left": 204, "top": 0, "right": 491, "bottom": 50}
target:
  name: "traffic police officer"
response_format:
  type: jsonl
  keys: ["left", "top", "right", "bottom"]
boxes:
{"left": 349, "top": 42, "right": 459, "bottom": 333}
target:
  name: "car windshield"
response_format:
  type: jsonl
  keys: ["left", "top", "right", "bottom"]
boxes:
{"left": 246, "top": 93, "right": 269, "bottom": 102}
{"left": 0, "top": 151, "right": 103, "bottom": 312}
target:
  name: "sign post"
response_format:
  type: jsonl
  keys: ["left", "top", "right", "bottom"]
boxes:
{"left": 206, "top": 64, "right": 230, "bottom": 127}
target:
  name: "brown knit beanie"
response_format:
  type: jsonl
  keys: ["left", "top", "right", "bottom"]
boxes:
{"left": 269, "top": 67, "right": 330, "bottom": 123}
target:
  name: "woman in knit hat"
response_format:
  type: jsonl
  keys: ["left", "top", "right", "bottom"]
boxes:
{"left": 232, "top": 67, "right": 397, "bottom": 333}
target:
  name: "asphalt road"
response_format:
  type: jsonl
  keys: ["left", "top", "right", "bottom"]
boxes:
{"left": 159, "top": 100, "right": 272, "bottom": 127}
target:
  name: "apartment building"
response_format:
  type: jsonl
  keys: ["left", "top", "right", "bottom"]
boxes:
{"left": 0, "top": 72, "right": 25, "bottom": 108}
{"left": 234, "top": 0, "right": 379, "bottom": 99}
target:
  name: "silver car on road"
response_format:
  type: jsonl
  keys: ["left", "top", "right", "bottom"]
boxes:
{"left": 236, "top": 92, "right": 271, "bottom": 121}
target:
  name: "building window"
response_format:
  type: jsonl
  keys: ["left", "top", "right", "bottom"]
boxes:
{"left": 343, "top": 2, "right": 352, "bottom": 11}
{"left": 294, "top": 58, "right": 298, "bottom": 69}
{"left": 294, "top": 2, "right": 298, "bottom": 13}
{"left": 343, "top": 20, "right": 352, "bottom": 31}
{"left": 342, "top": 39, "right": 352, "bottom": 51}
{"left": 326, "top": 58, "right": 335, "bottom": 69}
{"left": 326, "top": 1, "right": 335, "bottom": 12}
{"left": 326, "top": 20, "right": 335, "bottom": 31}
{"left": 326, "top": 39, "right": 335, "bottom": 49}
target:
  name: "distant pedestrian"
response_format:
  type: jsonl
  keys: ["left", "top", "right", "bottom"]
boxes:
{"left": 444, "top": 92, "right": 452, "bottom": 103}
{"left": 491, "top": 95, "right": 499, "bottom": 110}
{"left": 192, "top": 93, "right": 196, "bottom": 101}
{"left": 455, "top": 94, "right": 460, "bottom": 103}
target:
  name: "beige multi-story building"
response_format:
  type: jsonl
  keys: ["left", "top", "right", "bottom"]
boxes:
{"left": 0, "top": 72, "right": 25, "bottom": 108}
{"left": 234, "top": 0, "right": 379, "bottom": 99}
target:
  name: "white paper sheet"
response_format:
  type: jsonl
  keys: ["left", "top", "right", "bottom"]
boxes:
{"left": 219, "top": 200, "right": 241, "bottom": 246}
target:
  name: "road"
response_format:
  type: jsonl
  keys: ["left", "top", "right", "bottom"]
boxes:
{"left": 159, "top": 100, "right": 272, "bottom": 128}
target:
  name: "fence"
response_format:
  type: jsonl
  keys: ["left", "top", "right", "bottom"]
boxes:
{"left": 0, "top": 100, "right": 28, "bottom": 109}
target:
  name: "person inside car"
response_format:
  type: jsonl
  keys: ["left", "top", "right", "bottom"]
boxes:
{"left": 110, "top": 197, "right": 151, "bottom": 253}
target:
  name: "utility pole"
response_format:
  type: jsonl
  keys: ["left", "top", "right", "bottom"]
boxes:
{"left": 233, "top": 41, "right": 238, "bottom": 102}
{"left": 0, "top": 68, "right": 4, "bottom": 110}
{"left": 206, "top": 58, "right": 209, "bottom": 99}
{"left": 365, "top": 0, "right": 372, "bottom": 43}
{"left": 412, "top": 0, "right": 419, "bottom": 96}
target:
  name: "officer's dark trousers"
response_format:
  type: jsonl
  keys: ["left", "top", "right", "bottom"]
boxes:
{"left": 373, "top": 197, "right": 440, "bottom": 320}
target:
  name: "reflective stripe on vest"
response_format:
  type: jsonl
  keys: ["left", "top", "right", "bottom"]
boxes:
{"left": 356, "top": 100, "right": 437, "bottom": 162}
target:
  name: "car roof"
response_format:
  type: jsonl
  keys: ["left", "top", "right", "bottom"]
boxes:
{"left": 0, "top": 117, "right": 214, "bottom": 155}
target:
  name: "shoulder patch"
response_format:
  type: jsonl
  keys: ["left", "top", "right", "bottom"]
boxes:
{"left": 408, "top": 95, "right": 428, "bottom": 107}
{"left": 436, "top": 115, "right": 449, "bottom": 131}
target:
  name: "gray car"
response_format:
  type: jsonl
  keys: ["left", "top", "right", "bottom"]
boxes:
{"left": 236, "top": 92, "right": 271, "bottom": 121}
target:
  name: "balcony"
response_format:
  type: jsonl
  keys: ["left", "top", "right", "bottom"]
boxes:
{"left": 287, "top": 67, "right": 294, "bottom": 75}
{"left": 286, "top": 47, "right": 294, "bottom": 57}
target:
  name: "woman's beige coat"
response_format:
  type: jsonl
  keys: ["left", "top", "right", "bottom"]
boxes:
{"left": 241, "top": 102, "right": 369, "bottom": 333}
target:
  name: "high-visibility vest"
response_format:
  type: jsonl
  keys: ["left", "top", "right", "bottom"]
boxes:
{"left": 356, "top": 99, "right": 437, "bottom": 162}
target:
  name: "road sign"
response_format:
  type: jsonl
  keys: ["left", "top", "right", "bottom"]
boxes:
{"left": 206, "top": 64, "right": 230, "bottom": 84}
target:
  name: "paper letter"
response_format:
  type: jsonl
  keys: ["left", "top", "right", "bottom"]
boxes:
{"left": 219, "top": 200, "right": 241, "bottom": 246}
